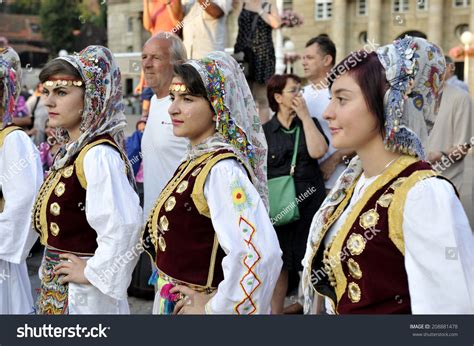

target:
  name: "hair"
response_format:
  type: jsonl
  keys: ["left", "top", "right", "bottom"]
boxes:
{"left": 444, "top": 55, "right": 454, "bottom": 65}
{"left": 328, "top": 51, "right": 388, "bottom": 135}
{"left": 266, "top": 74, "right": 301, "bottom": 113}
{"left": 172, "top": 63, "right": 214, "bottom": 112}
{"left": 39, "top": 59, "right": 82, "bottom": 83}
{"left": 147, "top": 32, "right": 187, "bottom": 63}
{"left": 305, "top": 35, "right": 336, "bottom": 66}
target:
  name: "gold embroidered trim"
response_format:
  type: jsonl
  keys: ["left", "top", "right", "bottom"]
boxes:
{"left": 388, "top": 169, "right": 437, "bottom": 255}
{"left": 75, "top": 138, "right": 123, "bottom": 189}
{"left": 0, "top": 125, "right": 22, "bottom": 148}
{"left": 206, "top": 234, "right": 220, "bottom": 287}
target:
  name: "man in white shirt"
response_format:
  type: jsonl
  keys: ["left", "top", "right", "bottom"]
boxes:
{"left": 302, "top": 35, "right": 353, "bottom": 192}
{"left": 175, "top": 0, "right": 232, "bottom": 59}
{"left": 445, "top": 56, "right": 470, "bottom": 94}
{"left": 141, "top": 32, "right": 188, "bottom": 220}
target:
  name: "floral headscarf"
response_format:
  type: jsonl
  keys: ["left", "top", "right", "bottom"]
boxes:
{"left": 0, "top": 46, "right": 22, "bottom": 127}
{"left": 184, "top": 51, "right": 269, "bottom": 208}
{"left": 376, "top": 36, "right": 446, "bottom": 159}
{"left": 301, "top": 36, "right": 447, "bottom": 314}
{"left": 49, "top": 45, "right": 134, "bottom": 185}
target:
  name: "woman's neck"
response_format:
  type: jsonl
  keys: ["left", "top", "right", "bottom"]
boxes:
{"left": 276, "top": 109, "right": 295, "bottom": 130}
{"left": 357, "top": 137, "right": 402, "bottom": 178}
{"left": 67, "top": 127, "right": 81, "bottom": 142}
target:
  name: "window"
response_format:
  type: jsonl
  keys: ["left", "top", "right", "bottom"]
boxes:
{"left": 283, "top": 0, "right": 293, "bottom": 11}
{"left": 359, "top": 31, "right": 368, "bottom": 44}
{"left": 455, "top": 24, "right": 470, "bottom": 38}
{"left": 454, "top": 0, "right": 471, "bottom": 7}
{"left": 393, "top": 0, "right": 409, "bottom": 12}
{"left": 315, "top": 0, "right": 332, "bottom": 20}
{"left": 417, "top": 0, "right": 428, "bottom": 10}
{"left": 357, "top": 0, "right": 367, "bottom": 16}
{"left": 127, "top": 17, "right": 133, "bottom": 33}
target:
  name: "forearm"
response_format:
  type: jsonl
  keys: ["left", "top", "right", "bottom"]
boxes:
{"left": 260, "top": 7, "right": 280, "bottom": 29}
{"left": 199, "top": 0, "right": 224, "bottom": 18}
{"left": 167, "top": 0, "right": 184, "bottom": 23}
{"left": 301, "top": 117, "right": 328, "bottom": 159}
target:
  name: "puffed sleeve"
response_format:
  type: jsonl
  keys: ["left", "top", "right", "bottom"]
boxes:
{"left": 403, "top": 177, "right": 474, "bottom": 313}
{"left": 82, "top": 144, "right": 143, "bottom": 300}
{"left": 0, "top": 130, "right": 42, "bottom": 263}
{"left": 203, "top": 159, "right": 282, "bottom": 314}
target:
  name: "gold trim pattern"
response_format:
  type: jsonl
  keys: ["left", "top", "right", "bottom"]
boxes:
{"left": 348, "top": 282, "right": 361, "bottom": 303}
{"left": 346, "top": 233, "right": 366, "bottom": 255}
{"left": 158, "top": 235, "right": 167, "bottom": 252}
{"left": 54, "top": 182, "right": 66, "bottom": 197}
{"left": 62, "top": 166, "right": 74, "bottom": 178}
{"left": 0, "top": 125, "right": 22, "bottom": 148}
{"left": 347, "top": 258, "right": 362, "bottom": 279}
{"left": 176, "top": 181, "right": 189, "bottom": 194}
{"left": 359, "top": 209, "right": 379, "bottom": 230}
{"left": 50, "top": 222, "right": 60, "bottom": 236}
{"left": 50, "top": 202, "right": 61, "bottom": 216}
{"left": 377, "top": 193, "right": 393, "bottom": 208}
{"left": 75, "top": 138, "right": 123, "bottom": 189}
{"left": 164, "top": 196, "right": 176, "bottom": 212}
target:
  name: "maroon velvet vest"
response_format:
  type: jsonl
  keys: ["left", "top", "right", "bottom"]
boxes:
{"left": 143, "top": 149, "right": 246, "bottom": 289}
{"left": 32, "top": 134, "right": 121, "bottom": 255}
{"left": 311, "top": 159, "right": 454, "bottom": 314}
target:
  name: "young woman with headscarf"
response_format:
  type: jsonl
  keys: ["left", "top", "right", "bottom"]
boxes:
{"left": 302, "top": 36, "right": 474, "bottom": 314}
{"left": 32, "top": 46, "right": 142, "bottom": 314}
{"left": 0, "top": 47, "right": 43, "bottom": 314}
{"left": 142, "top": 51, "right": 282, "bottom": 314}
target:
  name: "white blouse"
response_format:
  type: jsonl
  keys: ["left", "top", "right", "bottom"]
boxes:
{"left": 203, "top": 159, "right": 282, "bottom": 314}
{"left": 322, "top": 175, "right": 474, "bottom": 314}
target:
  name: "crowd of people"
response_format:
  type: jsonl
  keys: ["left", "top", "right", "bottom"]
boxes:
{"left": 0, "top": 0, "right": 473, "bottom": 316}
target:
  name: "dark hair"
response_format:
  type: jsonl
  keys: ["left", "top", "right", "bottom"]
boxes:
{"left": 305, "top": 35, "right": 336, "bottom": 66}
{"left": 328, "top": 51, "right": 388, "bottom": 135}
{"left": 172, "top": 63, "right": 213, "bottom": 111}
{"left": 266, "top": 74, "right": 301, "bottom": 113}
{"left": 39, "top": 59, "right": 82, "bottom": 83}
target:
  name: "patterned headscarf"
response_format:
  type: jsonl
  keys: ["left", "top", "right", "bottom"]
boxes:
{"left": 50, "top": 45, "right": 134, "bottom": 185}
{"left": 0, "top": 46, "right": 22, "bottom": 127}
{"left": 301, "top": 36, "right": 446, "bottom": 314}
{"left": 376, "top": 36, "right": 446, "bottom": 159}
{"left": 184, "top": 51, "right": 269, "bottom": 208}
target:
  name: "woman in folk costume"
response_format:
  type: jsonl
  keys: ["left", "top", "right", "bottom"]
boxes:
{"left": 33, "top": 46, "right": 142, "bottom": 314}
{"left": 0, "top": 47, "right": 43, "bottom": 314}
{"left": 302, "top": 36, "right": 474, "bottom": 314}
{"left": 142, "top": 51, "right": 282, "bottom": 314}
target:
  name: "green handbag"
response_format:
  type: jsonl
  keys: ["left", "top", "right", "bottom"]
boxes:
{"left": 268, "top": 125, "right": 301, "bottom": 226}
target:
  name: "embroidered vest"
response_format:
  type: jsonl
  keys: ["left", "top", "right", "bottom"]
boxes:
{"left": 32, "top": 135, "right": 123, "bottom": 255}
{"left": 143, "top": 149, "right": 248, "bottom": 290}
{"left": 309, "top": 156, "right": 455, "bottom": 314}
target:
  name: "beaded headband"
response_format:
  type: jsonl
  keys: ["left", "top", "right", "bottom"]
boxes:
{"left": 169, "top": 82, "right": 188, "bottom": 93}
{"left": 44, "top": 77, "right": 83, "bottom": 88}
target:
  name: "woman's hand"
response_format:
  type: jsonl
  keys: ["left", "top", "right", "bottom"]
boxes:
{"left": 170, "top": 285, "right": 215, "bottom": 314}
{"left": 54, "top": 253, "right": 90, "bottom": 285}
{"left": 291, "top": 95, "right": 311, "bottom": 121}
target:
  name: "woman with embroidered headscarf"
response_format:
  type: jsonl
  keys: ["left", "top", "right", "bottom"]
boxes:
{"left": 142, "top": 51, "right": 282, "bottom": 314}
{"left": 32, "top": 46, "right": 142, "bottom": 314}
{"left": 0, "top": 47, "right": 43, "bottom": 314}
{"left": 302, "top": 36, "right": 474, "bottom": 314}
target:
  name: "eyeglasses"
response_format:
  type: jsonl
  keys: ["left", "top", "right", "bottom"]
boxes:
{"left": 282, "top": 87, "right": 302, "bottom": 94}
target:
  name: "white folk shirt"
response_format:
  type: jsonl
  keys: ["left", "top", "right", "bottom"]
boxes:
{"left": 142, "top": 95, "right": 188, "bottom": 220}
{"left": 0, "top": 130, "right": 43, "bottom": 313}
